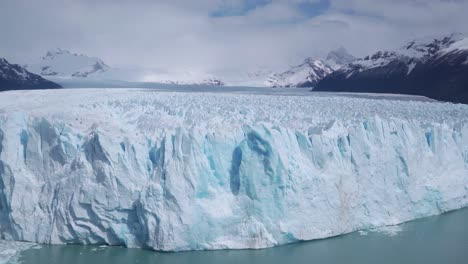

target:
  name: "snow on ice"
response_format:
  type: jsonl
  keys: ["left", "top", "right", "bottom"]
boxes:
{"left": 0, "top": 88, "right": 467, "bottom": 251}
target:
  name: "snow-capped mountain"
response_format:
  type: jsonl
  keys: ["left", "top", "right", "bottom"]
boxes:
{"left": 26, "top": 49, "right": 226, "bottom": 87}
{"left": 155, "top": 78, "right": 225, "bottom": 86}
{"left": 139, "top": 69, "right": 226, "bottom": 86}
{"left": 266, "top": 58, "right": 333, "bottom": 88}
{"left": 262, "top": 48, "right": 354, "bottom": 88}
{"left": 22, "top": 48, "right": 361, "bottom": 88}
{"left": 324, "top": 47, "right": 356, "bottom": 70}
{"left": 0, "top": 58, "right": 61, "bottom": 91}
{"left": 214, "top": 69, "right": 274, "bottom": 87}
{"left": 26, "top": 48, "right": 110, "bottom": 78}
{"left": 22, "top": 47, "right": 357, "bottom": 89}
{"left": 315, "top": 33, "right": 468, "bottom": 104}
{"left": 342, "top": 33, "right": 463, "bottom": 74}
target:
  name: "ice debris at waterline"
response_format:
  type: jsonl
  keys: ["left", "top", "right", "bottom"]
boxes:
{"left": 0, "top": 240, "right": 38, "bottom": 264}
{"left": 0, "top": 88, "right": 468, "bottom": 251}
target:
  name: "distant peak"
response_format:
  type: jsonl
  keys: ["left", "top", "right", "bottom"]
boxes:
{"left": 325, "top": 47, "right": 355, "bottom": 70}
{"left": 407, "top": 32, "right": 463, "bottom": 45}
{"left": 331, "top": 46, "right": 348, "bottom": 54}
{"left": 29, "top": 49, "right": 110, "bottom": 78}
{"left": 43, "top": 48, "right": 73, "bottom": 59}
{"left": 326, "top": 47, "right": 355, "bottom": 61}
{"left": 401, "top": 33, "right": 465, "bottom": 57}
{"left": 302, "top": 57, "right": 319, "bottom": 65}
{"left": 48, "top": 48, "right": 71, "bottom": 55}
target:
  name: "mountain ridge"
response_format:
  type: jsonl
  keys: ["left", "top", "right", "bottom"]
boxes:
{"left": 27, "top": 48, "right": 110, "bottom": 78}
{"left": 0, "top": 58, "right": 62, "bottom": 91}
{"left": 315, "top": 33, "right": 468, "bottom": 104}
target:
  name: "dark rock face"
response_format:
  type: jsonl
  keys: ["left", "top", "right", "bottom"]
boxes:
{"left": 0, "top": 58, "right": 62, "bottom": 91}
{"left": 315, "top": 51, "right": 468, "bottom": 104}
{"left": 408, "top": 50, "right": 468, "bottom": 103}
{"left": 200, "top": 78, "right": 225, "bottom": 86}
{"left": 314, "top": 35, "right": 468, "bottom": 104}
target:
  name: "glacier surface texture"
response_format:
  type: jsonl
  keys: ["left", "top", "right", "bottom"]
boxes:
{"left": 0, "top": 89, "right": 468, "bottom": 251}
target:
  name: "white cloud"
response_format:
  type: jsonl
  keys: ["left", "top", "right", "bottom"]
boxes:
{"left": 0, "top": 0, "right": 467, "bottom": 73}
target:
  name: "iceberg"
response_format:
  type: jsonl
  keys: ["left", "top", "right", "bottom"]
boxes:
{"left": 0, "top": 88, "right": 467, "bottom": 251}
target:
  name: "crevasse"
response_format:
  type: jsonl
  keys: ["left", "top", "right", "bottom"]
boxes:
{"left": 0, "top": 89, "right": 468, "bottom": 251}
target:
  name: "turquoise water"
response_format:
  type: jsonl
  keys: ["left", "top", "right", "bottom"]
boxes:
{"left": 15, "top": 208, "right": 468, "bottom": 264}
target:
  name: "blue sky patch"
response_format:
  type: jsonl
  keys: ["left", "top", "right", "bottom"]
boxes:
{"left": 211, "top": 0, "right": 331, "bottom": 20}
{"left": 298, "top": 0, "right": 330, "bottom": 18}
{"left": 211, "top": 0, "right": 272, "bottom": 17}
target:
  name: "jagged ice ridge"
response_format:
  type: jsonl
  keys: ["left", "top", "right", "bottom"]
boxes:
{"left": 0, "top": 89, "right": 468, "bottom": 251}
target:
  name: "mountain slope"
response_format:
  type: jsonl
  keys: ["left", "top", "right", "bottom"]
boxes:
{"left": 26, "top": 48, "right": 110, "bottom": 78}
{"left": 266, "top": 58, "right": 333, "bottom": 88}
{"left": 315, "top": 34, "right": 468, "bottom": 104}
{"left": 26, "top": 49, "right": 226, "bottom": 87}
{"left": 142, "top": 71, "right": 225, "bottom": 86}
{"left": 0, "top": 58, "right": 62, "bottom": 91}
{"left": 324, "top": 47, "right": 356, "bottom": 70}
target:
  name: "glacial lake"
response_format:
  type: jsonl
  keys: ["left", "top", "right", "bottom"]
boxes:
{"left": 7, "top": 207, "right": 467, "bottom": 264}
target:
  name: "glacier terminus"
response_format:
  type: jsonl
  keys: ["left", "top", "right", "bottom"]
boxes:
{"left": 0, "top": 88, "right": 467, "bottom": 251}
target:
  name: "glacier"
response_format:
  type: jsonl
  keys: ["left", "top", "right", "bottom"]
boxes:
{"left": 0, "top": 88, "right": 468, "bottom": 251}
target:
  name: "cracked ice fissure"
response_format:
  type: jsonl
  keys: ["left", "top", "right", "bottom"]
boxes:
{"left": 0, "top": 88, "right": 468, "bottom": 251}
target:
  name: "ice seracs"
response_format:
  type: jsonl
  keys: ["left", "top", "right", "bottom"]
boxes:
{"left": 0, "top": 88, "right": 467, "bottom": 251}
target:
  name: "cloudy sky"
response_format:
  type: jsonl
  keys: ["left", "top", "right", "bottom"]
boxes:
{"left": 1, "top": 0, "right": 468, "bottom": 72}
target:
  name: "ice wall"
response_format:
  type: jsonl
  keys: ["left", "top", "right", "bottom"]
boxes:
{"left": 0, "top": 89, "right": 468, "bottom": 251}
